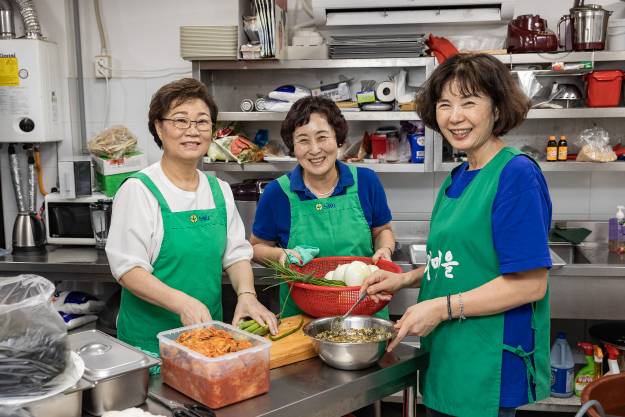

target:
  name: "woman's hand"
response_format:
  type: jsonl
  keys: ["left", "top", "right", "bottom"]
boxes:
{"left": 232, "top": 294, "right": 279, "bottom": 335}
{"left": 359, "top": 270, "right": 409, "bottom": 303}
{"left": 387, "top": 298, "right": 446, "bottom": 352}
{"left": 174, "top": 293, "right": 212, "bottom": 326}
{"left": 371, "top": 246, "right": 393, "bottom": 264}
{"left": 279, "top": 249, "right": 302, "bottom": 266}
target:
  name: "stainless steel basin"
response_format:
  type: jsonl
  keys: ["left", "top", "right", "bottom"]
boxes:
{"left": 549, "top": 244, "right": 591, "bottom": 264}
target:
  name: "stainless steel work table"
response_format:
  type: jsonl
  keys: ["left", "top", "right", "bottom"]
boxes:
{"left": 143, "top": 343, "right": 426, "bottom": 417}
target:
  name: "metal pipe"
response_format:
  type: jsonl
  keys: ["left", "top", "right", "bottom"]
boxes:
{"left": 72, "top": 0, "right": 87, "bottom": 152}
{"left": 8, "top": 144, "right": 26, "bottom": 213}
{"left": 402, "top": 385, "right": 416, "bottom": 417}
{"left": 13, "top": 0, "right": 42, "bottom": 39}
{"left": 0, "top": 0, "right": 14, "bottom": 39}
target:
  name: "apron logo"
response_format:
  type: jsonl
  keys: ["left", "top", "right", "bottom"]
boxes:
{"left": 424, "top": 249, "right": 460, "bottom": 280}
{"left": 315, "top": 203, "right": 336, "bottom": 211}
{"left": 189, "top": 214, "right": 209, "bottom": 223}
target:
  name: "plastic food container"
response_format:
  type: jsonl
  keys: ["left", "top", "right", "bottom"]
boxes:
{"left": 157, "top": 321, "right": 271, "bottom": 409}
{"left": 586, "top": 70, "right": 623, "bottom": 107}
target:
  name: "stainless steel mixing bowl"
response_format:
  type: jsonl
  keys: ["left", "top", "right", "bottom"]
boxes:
{"left": 303, "top": 316, "right": 395, "bottom": 370}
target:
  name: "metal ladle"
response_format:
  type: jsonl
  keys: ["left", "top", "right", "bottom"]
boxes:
{"left": 331, "top": 292, "right": 367, "bottom": 331}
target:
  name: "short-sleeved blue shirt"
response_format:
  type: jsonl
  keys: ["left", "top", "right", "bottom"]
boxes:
{"left": 252, "top": 161, "right": 392, "bottom": 247}
{"left": 446, "top": 154, "right": 552, "bottom": 408}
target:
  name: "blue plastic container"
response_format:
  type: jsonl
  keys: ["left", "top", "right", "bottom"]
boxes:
{"left": 408, "top": 133, "right": 425, "bottom": 163}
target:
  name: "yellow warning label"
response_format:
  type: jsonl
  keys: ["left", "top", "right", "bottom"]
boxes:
{"left": 0, "top": 57, "right": 19, "bottom": 86}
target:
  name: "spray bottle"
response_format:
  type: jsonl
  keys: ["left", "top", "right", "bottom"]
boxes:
{"left": 605, "top": 344, "right": 621, "bottom": 376}
{"left": 594, "top": 345, "right": 604, "bottom": 379}
{"left": 575, "top": 342, "right": 595, "bottom": 396}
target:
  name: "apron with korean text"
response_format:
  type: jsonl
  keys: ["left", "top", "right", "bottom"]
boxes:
{"left": 277, "top": 165, "right": 388, "bottom": 319}
{"left": 418, "top": 147, "right": 550, "bottom": 417}
{"left": 116, "top": 172, "right": 227, "bottom": 354}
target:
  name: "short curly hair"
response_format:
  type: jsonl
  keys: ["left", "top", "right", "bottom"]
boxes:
{"left": 416, "top": 53, "right": 530, "bottom": 137}
{"left": 148, "top": 78, "right": 218, "bottom": 149}
{"left": 281, "top": 96, "right": 348, "bottom": 152}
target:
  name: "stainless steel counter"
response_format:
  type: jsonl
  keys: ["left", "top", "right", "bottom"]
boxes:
{"left": 142, "top": 344, "right": 426, "bottom": 417}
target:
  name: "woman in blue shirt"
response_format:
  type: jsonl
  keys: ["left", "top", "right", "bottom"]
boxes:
{"left": 251, "top": 96, "right": 396, "bottom": 318}
{"left": 361, "top": 53, "right": 552, "bottom": 417}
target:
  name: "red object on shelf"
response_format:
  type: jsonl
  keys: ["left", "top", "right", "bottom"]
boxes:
{"left": 289, "top": 256, "right": 402, "bottom": 318}
{"left": 425, "top": 34, "right": 459, "bottom": 64}
{"left": 586, "top": 70, "right": 624, "bottom": 107}
{"left": 371, "top": 134, "right": 387, "bottom": 159}
{"left": 506, "top": 14, "right": 558, "bottom": 53}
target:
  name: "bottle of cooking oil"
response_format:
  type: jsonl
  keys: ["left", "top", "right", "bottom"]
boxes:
{"left": 547, "top": 135, "right": 558, "bottom": 162}
{"left": 558, "top": 135, "right": 568, "bottom": 161}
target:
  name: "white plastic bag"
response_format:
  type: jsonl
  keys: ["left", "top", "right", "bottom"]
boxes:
{"left": 576, "top": 127, "right": 617, "bottom": 162}
{"left": 0, "top": 275, "right": 69, "bottom": 399}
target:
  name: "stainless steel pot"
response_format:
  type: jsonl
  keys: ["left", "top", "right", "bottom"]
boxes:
{"left": 68, "top": 330, "right": 160, "bottom": 416}
{"left": 571, "top": 4, "right": 613, "bottom": 51}
{"left": 25, "top": 379, "right": 93, "bottom": 417}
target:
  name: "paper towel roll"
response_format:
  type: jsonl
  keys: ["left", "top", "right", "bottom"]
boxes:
{"left": 375, "top": 81, "right": 396, "bottom": 103}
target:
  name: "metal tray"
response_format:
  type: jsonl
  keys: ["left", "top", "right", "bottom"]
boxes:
{"left": 68, "top": 329, "right": 159, "bottom": 381}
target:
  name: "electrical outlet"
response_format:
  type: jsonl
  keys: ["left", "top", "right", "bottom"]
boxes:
{"left": 94, "top": 55, "right": 112, "bottom": 79}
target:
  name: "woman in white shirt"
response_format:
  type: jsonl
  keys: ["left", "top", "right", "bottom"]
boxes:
{"left": 106, "top": 78, "right": 277, "bottom": 354}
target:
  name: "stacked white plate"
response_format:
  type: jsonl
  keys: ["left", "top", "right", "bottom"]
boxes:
{"left": 180, "top": 26, "right": 238, "bottom": 60}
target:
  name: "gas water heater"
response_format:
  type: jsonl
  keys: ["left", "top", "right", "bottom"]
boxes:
{"left": 0, "top": 38, "right": 61, "bottom": 143}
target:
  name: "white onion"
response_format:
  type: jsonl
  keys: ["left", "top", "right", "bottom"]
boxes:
{"left": 333, "top": 264, "right": 348, "bottom": 282}
{"left": 344, "top": 261, "right": 371, "bottom": 287}
{"left": 324, "top": 270, "right": 334, "bottom": 280}
{"left": 369, "top": 265, "right": 380, "bottom": 273}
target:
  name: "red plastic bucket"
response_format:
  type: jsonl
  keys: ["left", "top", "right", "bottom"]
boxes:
{"left": 586, "top": 70, "right": 623, "bottom": 107}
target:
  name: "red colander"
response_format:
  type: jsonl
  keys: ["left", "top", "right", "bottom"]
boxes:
{"left": 289, "top": 256, "right": 402, "bottom": 318}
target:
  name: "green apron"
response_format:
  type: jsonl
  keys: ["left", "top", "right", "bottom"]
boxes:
{"left": 116, "top": 172, "right": 227, "bottom": 354}
{"left": 418, "top": 147, "right": 550, "bottom": 417}
{"left": 277, "top": 165, "right": 389, "bottom": 319}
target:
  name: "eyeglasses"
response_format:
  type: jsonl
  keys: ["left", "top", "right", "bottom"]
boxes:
{"left": 294, "top": 135, "right": 336, "bottom": 148}
{"left": 161, "top": 117, "right": 212, "bottom": 131}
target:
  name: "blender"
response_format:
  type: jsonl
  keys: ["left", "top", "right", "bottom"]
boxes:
{"left": 89, "top": 200, "right": 112, "bottom": 249}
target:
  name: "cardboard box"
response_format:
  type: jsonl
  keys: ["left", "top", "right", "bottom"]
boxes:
{"left": 311, "top": 81, "right": 352, "bottom": 102}
{"left": 92, "top": 152, "right": 147, "bottom": 197}
{"left": 92, "top": 152, "right": 147, "bottom": 176}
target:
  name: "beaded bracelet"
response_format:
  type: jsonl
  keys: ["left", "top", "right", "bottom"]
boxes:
{"left": 458, "top": 292, "right": 466, "bottom": 321}
{"left": 446, "top": 293, "right": 452, "bottom": 321}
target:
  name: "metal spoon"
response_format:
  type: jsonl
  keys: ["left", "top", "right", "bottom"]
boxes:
{"left": 332, "top": 292, "right": 367, "bottom": 331}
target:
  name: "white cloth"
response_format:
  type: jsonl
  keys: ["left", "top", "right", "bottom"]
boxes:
{"left": 105, "top": 162, "right": 252, "bottom": 280}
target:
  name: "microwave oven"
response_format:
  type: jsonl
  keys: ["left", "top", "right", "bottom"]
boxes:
{"left": 45, "top": 192, "right": 108, "bottom": 245}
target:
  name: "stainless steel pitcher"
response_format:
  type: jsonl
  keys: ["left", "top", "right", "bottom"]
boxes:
{"left": 571, "top": 4, "right": 613, "bottom": 51}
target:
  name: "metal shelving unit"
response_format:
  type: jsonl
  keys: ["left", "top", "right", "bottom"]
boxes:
{"left": 196, "top": 53, "right": 625, "bottom": 175}
{"left": 438, "top": 161, "right": 625, "bottom": 172}
{"left": 203, "top": 160, "right": 426, "bottom": 173}
{"left": 492, "top": 50, "right": 625, "bottom": 65}
{"left": 527, "top": 108, "right": 625, "bottom": 118}
{"left": 218, "top": 111, "right": 420, "bottom": 121}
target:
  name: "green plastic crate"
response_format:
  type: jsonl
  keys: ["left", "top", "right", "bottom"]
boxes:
{"left": 95, "top": 170, "right": 138, "bottom": 197}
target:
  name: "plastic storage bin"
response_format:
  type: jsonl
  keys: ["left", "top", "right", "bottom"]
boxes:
{"left": 157, "top": 321, "right": 270, "bottom": 409}
{"left": 586, "top": 70, "right": 624, "bottom": 107}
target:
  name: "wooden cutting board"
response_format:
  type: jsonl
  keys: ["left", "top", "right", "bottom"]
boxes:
{"left": 268, "top": 315, "right": 317, "bottom": 369}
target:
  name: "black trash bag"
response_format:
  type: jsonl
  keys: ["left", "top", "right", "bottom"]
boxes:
{"left": 0, "top": 275, "right": 69, "bottom": 399}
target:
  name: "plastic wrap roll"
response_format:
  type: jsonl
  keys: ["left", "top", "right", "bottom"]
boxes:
{"left": 240, "top": 98, "right": 254, "bottom": 112}
{"left": 375, "top": 81, "right": 396, "bottom": 103}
